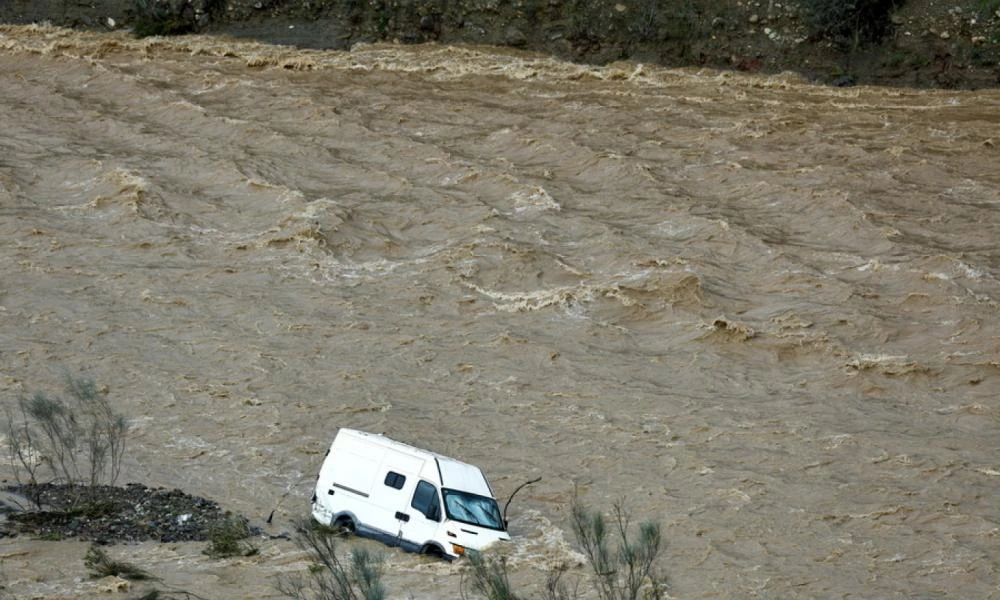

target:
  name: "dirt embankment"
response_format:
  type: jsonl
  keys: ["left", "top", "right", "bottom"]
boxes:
{"left": 1, "top": 0, "right": 998, "bottom": 88}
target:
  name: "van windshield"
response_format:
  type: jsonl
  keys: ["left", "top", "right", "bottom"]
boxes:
{"left": 441, "top": 489, "right": 505, "bottom": 531}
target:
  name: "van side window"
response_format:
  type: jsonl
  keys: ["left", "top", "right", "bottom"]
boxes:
{"left": 384, "top": 471, "right": 406, "bottom": 490}
{"left": 411, "top": 480, "right": 441, "bottom": 522}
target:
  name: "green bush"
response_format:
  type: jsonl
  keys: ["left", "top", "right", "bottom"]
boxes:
{"left": 204, "top": 514, "right": 259, "bottom": 558}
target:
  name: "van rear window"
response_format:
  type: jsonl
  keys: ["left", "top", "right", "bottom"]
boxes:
{"left": 384, "top": 471, "right": 406, "bottom": 490}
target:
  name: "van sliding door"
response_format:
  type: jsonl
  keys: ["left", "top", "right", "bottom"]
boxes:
{"left": 368, "top": 449, "right": 422, "bottom": 543}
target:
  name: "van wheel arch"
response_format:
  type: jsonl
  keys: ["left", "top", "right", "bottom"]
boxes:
{"left": 421, "top": 543, "right": 447, "bottom": 559}
{"left": 333, "top": 515, "right": 356, "bottom": 534}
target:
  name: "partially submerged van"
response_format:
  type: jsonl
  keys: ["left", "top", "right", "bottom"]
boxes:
{"left": 311, "top": 428, "right": 510, "bottom": 559}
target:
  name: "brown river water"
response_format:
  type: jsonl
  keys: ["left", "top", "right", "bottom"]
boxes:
{"left": 1, "top": 24, "right": 998, "bottom": 599}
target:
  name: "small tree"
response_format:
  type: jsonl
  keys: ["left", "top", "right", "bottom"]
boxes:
{"left": 571, "top": 500, "right": 666, "bottom": 600}
{"left": 4, "top": 374, "right": 128, "bottom": 499}
{"left": 66, "top": 376, "right": 127, "bottom": 489}
{"left": 276, "top": 519, "right": 387, "bottom": 600}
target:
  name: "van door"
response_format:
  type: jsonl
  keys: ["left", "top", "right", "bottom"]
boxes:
{"left": 396, "top": 479, "right": 444, "bottom": 554}
{"left": 365, "top": 449, "right": 423, "bottom": 542}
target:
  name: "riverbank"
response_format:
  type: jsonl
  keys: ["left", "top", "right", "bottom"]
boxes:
{"left": 1, "top": 0, "right": 998, "bottom": 88}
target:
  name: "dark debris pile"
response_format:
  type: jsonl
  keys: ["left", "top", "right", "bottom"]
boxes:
{"left": 1, "top": 482, "right": 260, "bottom": 544}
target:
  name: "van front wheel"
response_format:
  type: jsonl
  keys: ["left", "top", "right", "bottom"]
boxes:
{"left": 421, "top": 544, "right": 445, "bottom": 559}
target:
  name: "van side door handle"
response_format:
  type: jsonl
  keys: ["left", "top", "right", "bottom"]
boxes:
{"left": 395, "top": 511, "right": 410, "bottom": 522}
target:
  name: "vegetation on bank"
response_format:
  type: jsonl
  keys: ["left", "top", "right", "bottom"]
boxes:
{"left": 133, "top": 0, "right": 907, "bottom": 47}
{"left": 120, "top": 0, "right": 1000, "bottom": 87}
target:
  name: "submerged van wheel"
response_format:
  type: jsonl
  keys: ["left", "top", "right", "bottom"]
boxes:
{"left": 334, "top": 516, "right": 356, "bottom": 534}
{"left": 421, "top": 544, "right": 445, "bottom": 559}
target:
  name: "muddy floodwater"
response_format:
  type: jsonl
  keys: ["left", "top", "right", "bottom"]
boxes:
{"left": 1, "top": 24, "right": 998, "bottom": 599}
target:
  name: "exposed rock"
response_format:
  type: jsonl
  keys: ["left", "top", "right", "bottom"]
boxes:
{"left": 504, "top": 25, "right": 527, "bottom": 47}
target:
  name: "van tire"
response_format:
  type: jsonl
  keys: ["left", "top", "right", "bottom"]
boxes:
{"left": 421, "top": 544, "right": 445, "bottom": 559}
{"left": 334, "top": 516, "right": 356, "bottom": 534}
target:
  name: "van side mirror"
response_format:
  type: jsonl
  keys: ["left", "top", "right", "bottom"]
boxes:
{"left": 502, "top": 476, "right": 541, "bottom": 527}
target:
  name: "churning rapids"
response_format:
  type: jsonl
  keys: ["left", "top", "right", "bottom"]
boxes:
{"left": 1, "top": 23, "right": 998, "bottom": 599}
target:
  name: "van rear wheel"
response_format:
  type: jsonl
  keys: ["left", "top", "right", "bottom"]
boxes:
{"left": 334, "top": 517, "right": 356, "bottom": 535}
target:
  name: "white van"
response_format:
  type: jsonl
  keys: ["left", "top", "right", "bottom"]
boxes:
{"left": 311, "top": 428, "right": 510, "bottom": 559}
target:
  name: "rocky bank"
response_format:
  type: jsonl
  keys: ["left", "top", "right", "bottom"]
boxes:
{"left": 1, "top": 483, "right": 261, "bottom": 545}
{"left": 1, "top": 0, "right": 999, "bottom": 88}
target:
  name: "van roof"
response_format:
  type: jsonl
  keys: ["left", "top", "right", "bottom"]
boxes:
{"left": 438, "top": 457, "right": 492, "bottom": 496}
{"left": 338, "top": 428, "right": 493, "bottom": 496}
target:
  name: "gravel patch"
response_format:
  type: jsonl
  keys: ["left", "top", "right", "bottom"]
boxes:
{"left": 1, "top": 483, "right": 261, "bottom": 544}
